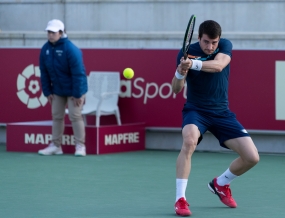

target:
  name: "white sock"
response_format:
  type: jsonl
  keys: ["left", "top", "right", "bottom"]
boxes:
{"left": 217, "top": 168, "right": 238, "bottom": 186}
{"left": 176, "top": 179, "right": 188, "bottom": 202}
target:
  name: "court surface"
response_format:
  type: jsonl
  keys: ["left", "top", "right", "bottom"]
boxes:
{"left": 0, "top": 144, "right": 284, "bottom": 218}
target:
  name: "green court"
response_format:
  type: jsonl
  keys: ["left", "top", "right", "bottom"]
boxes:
{"left": 0, "top": 144, "right": 284, "bottom": 218}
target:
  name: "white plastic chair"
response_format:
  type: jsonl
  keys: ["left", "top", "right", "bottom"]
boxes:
{"left": 66, "top": 72, "right": 121, "bottom": 127}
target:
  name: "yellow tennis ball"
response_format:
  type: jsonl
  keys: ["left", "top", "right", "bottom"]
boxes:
{"left": 123, "top": 68, "right": 134, "bottom": 79}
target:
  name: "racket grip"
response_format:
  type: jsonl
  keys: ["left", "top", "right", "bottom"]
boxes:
{"left": 184, "top": 54, "right": 187, "bottom": 60}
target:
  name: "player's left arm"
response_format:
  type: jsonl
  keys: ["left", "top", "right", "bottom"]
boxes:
{"left": 199, "top": 53, "right": 231, "bottom": 73}
{"left": 198, "top": 38, "right": 232, "bottom": 73}
{"left": 181, "top": 39, "right": 232, "bottom": 73}
{"left": 180, "top": 53, "right": 231, "bottom": 73}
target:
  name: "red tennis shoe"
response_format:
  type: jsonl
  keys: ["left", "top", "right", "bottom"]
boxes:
{"left": 174, "top": 197, "right": 192, "bottom": 216}
{"left": 208, "top": 177, "right": 237, "bottom": 208}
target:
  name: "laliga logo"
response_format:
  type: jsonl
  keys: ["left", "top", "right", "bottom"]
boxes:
{"left": 17, "top": 64, "right": 48, "bottom": 109}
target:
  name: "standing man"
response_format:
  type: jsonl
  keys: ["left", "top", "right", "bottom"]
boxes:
{"left": 38, "top": 19, "right": 88, "bottom": 156}
{"left": 172, "top": 20, "right": 259, "bottom": 216}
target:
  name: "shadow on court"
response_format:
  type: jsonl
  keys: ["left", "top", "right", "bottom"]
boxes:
{"left": 0, "top": 144, "right": 284, "bottom": 218}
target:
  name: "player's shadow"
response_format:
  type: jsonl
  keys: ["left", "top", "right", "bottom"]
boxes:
{"left": 160, "top": 206, "right": 231, "bottom": 217}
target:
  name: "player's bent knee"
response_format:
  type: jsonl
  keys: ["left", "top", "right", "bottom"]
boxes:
{"left": 245, "top": 152, "right": 260, "bottom": 167}
{"left": 182, "top": 139, "right": 196, "bottom": 154}
{"left": 251, "top": 153, "right": 260, "bottom": 165}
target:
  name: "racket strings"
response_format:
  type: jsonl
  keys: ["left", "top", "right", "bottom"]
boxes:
{"left": 185, "top": 21, "right": 195, "bottom": 50}
{"left": 182, "top": 15, "right": 196, "bottom": 58}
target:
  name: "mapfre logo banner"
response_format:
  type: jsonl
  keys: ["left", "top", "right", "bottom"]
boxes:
{"left": 6, "top": 121, "right": 145, "bottom": 155}
{"left": 0, "top": 48, "right": 285, "bottom": 130}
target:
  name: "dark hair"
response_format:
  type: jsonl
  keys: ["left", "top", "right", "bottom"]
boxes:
{"left": 59, "top": 29, "right": 66, "bottom": 34}
{"left": 198, "top": 20, "right": 222, "bottom": 39}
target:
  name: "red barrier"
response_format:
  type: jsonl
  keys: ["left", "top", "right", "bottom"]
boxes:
{"left": 6, "top": 121, "right": 145, "bottom": 155}
{"left": 1, "top": 48, "right": 285, "bottom": 130}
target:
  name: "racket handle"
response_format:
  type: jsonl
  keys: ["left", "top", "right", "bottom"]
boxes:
{"left": 184, "top": 53, "right": 187, "bottom": 60}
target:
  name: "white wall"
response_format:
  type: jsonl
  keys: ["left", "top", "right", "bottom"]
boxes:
{"left": 0, "top": 0, "right": 285, "bottom": 49}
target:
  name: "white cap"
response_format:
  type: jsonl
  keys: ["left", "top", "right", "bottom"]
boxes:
{"left": 45, "top": 19, "right": 64, "bottom": 32}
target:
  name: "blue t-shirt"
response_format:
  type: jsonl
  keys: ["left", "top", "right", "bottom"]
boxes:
{"left": 176, "top": 38, "right": 232, "bottom": 111}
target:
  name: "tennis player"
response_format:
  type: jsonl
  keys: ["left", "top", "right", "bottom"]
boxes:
{"left": 172, "top": 20, "right": 259, "bottom": 216}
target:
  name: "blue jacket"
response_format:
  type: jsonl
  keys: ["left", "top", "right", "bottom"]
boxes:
{"left": 40, "top": 37, "right": 87, "bottom": 98}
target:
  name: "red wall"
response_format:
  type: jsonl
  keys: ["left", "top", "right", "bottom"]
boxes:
{"left": 1, "top": 48, "right": 285, "bottom": 130}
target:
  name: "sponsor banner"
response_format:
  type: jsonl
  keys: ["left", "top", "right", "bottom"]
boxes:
{"left": 6, "top": 121, "right": 145, "bottom": 154}
{"left": 1, "top": 48, "right": 285, "bottom": 130}
{"left": 97, "top": 123, "right": 145, "bottom": 154}
{"left": 276, "top": 61, "right": 285, "bottom": 120}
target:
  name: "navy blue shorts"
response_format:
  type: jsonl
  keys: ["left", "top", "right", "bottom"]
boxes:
{"left": 182, "top": 107, "right": 250, "bottom": 149}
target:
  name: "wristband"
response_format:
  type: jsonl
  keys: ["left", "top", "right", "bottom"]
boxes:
{"left": 175, "top": 71, "right": 184, "bottom": 79}
{"left": 190, "top": 60, "right": 202, "bottom": 71}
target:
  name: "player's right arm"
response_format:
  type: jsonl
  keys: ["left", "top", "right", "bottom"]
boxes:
{"left": 172, "top": 50, "right": 190, "bottom": 94}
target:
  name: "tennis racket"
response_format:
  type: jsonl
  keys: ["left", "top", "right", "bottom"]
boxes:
{"left": 182, "top": 15, "right": 196, "bottom": 60}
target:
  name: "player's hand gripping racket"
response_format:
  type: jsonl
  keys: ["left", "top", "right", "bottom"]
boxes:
{"left": 182, "top": 15, "right": 196, "bottom": 60}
